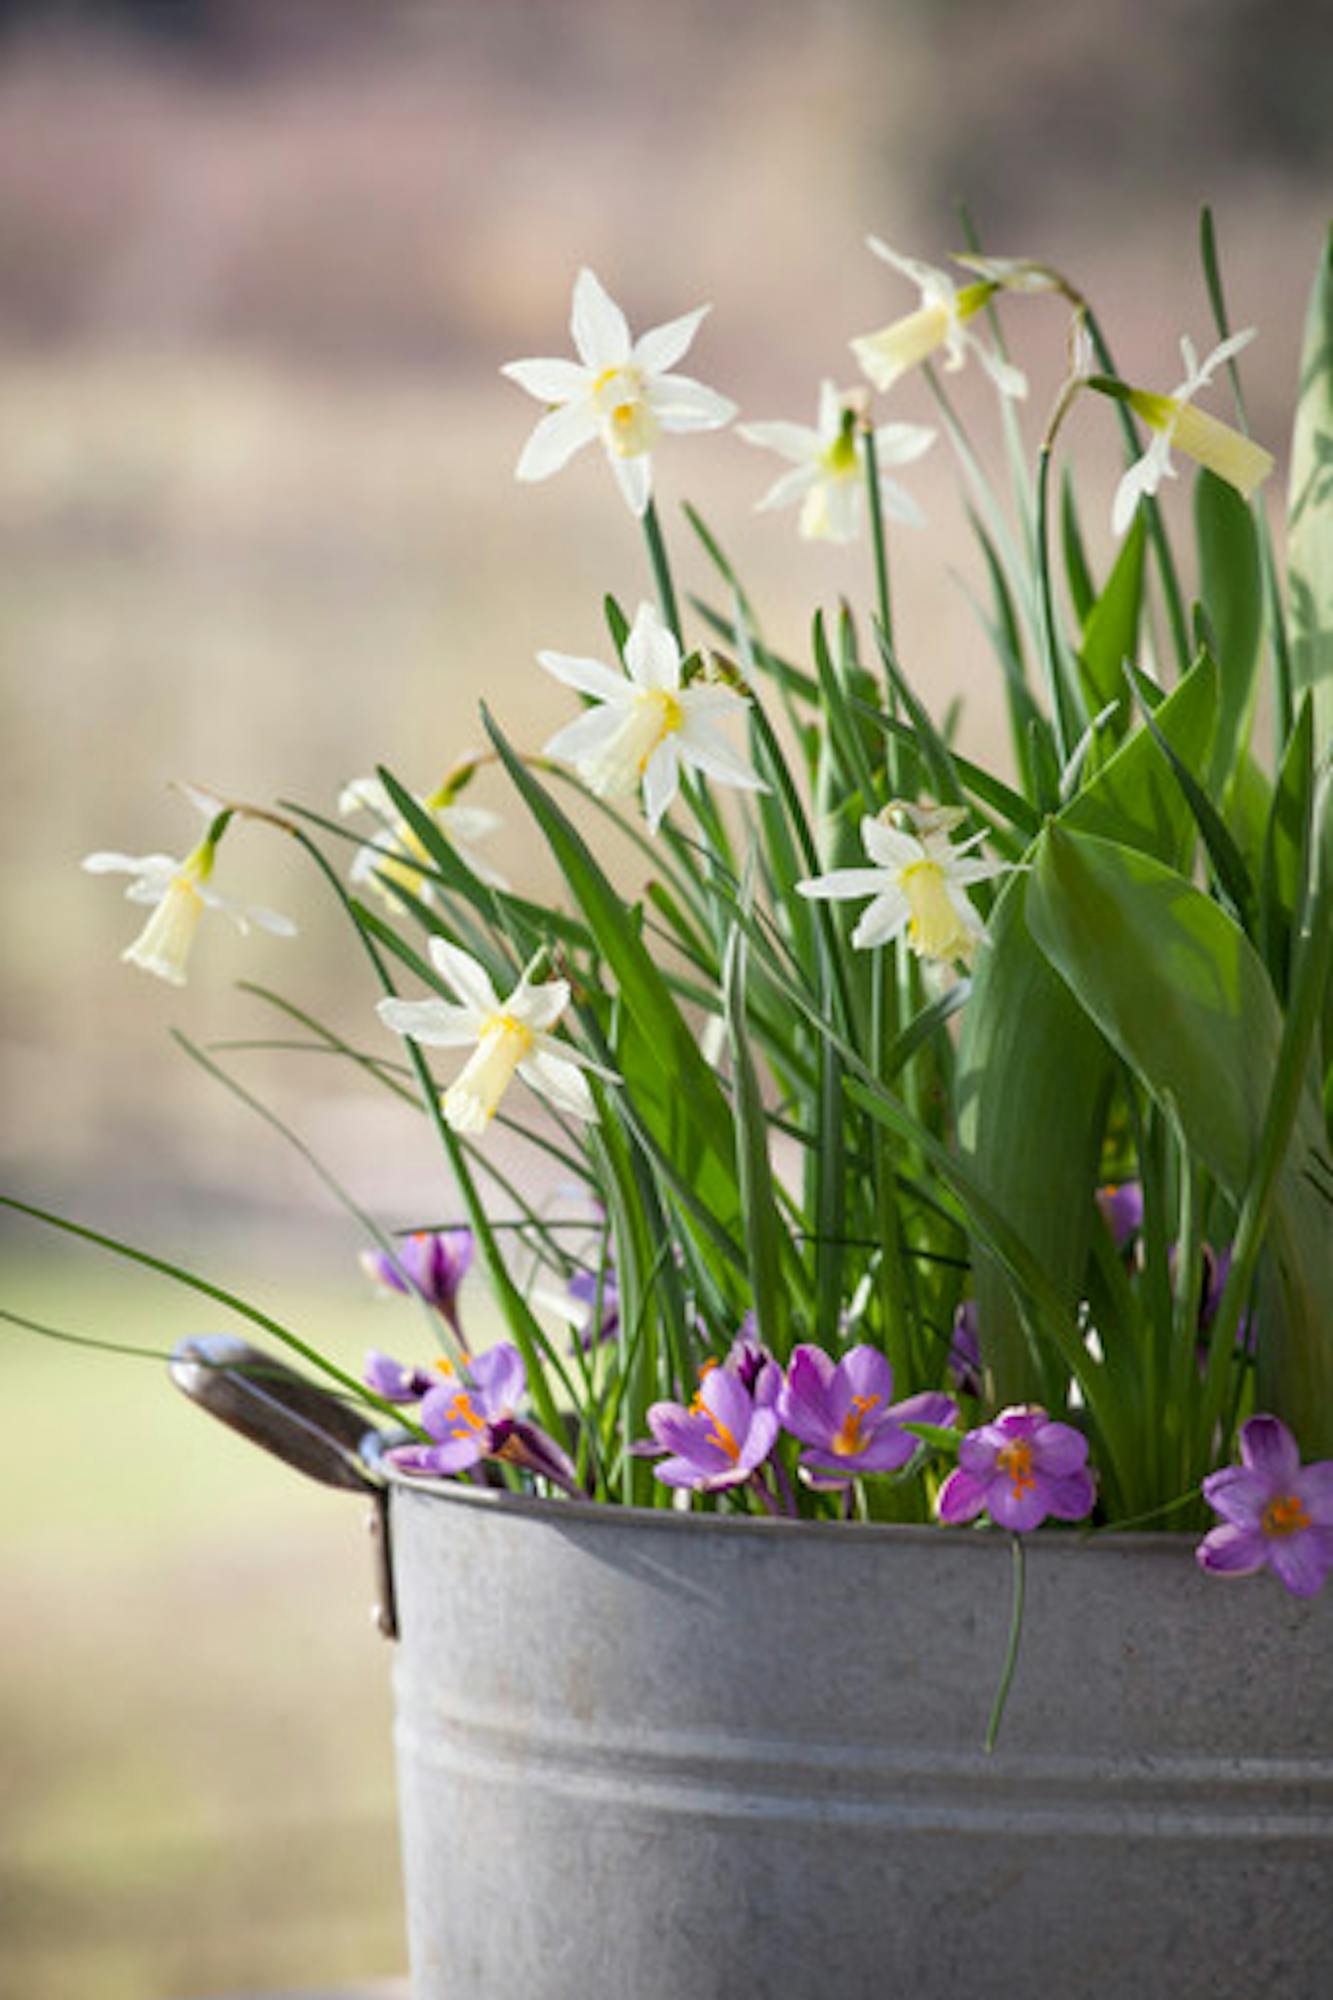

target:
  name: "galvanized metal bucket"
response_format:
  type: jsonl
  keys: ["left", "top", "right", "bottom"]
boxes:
{"left": 175, "top": 1339, "right": 1333, "bottom": 2000}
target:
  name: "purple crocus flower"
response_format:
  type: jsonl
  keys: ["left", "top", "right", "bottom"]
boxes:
{"left": 645, "top": 1363, "right": 780, "bottom": 1493}
{"left": 363, "top": 1348, "right": 440, "bottom": 1404}
{"left": 1096, "top": 1181, "right": 1143, "bottom": 1250}
{"left": 937, "top": 1405, "right": 1096, "bottom": 1531}
{"left": 948, "top": 1300, "right": 983, "bottom": 1397}
{"left": 387, "top": 1342, "right": 580, "bottom": 1496}
{"left": 778, "top": 1343, "right": 957, "bottom": 1486}
{"left": 567, "top": 1263, "right": 620, "bottom": 1348}
{"left": 723, "top": 1326, "right": 781, "bottom": 1405}
{"left": 1197, "top": 1415, "right": 1333, "bottom": 1598}
{"left": 360, "top": 1227, "right": 474, "bottom": 1336}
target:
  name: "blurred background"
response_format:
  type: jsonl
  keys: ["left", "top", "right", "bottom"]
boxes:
{"left": 2, "top": 1, "right": 1329, "bottom": 1992}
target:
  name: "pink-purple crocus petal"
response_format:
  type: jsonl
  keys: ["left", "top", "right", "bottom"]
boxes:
{"left": 419, "top": 1433, "right": 488, "bottom": 1475}
{"left": 385, "top": 1444, "right": 443, "bottom": 1476}
{"left": 1031, "top": 1421, "right": 1089, "bottom": 1476}
{"left": 958, "top": 1426, "right": 1007, "bottom": 1476}
{"left": 835, "top": 1344, "right": 896, "bottom": 1413}
{"left": 936, "top": 1465, "right": 990, "bottom": 1525}
{"left": 776, "top": 1344, "right": 838, "bottom": 1442}
{"left": 890, "top": 1390, "right": 959, "bottom": 1431}
{"left": 736, "top": 1406, "right": 782, "bottom": 1475}
{"left": 985, "top": 1481, "right": 1051, "bottom": 1533}
{"left": 1042, "top": 1468, "right": 1097, "bottom": 1521}
{"left": 1266, "top": 1528, "right": 1333, "bottom": 1599}
{"left": 1196, "top": 1523, "right": 1268, "bottom": 1577}
{"left": 1298, "top": 1464, "right": 1333, "bottom": 1519}
{"left": 494, "top": 1418, "right": 583, "bottom": 1497}
{"left": 1238, "top": 1413, "right": 1303, "bottom": 1488}
{"left": 646, "top": 1404, "right": 715, "bottom": 1458}
{"left": 363, "top": 1349, "right": 433, "bottom": 1403}
{"left": 700, "top": 1361, "right": 756, "bottom": 1442}
{"left": 469, "top": 1341, "right": 526, "bottom": 1419}
{"left": 1200, "top": 1464, "right": 1272, "bottom": 1528}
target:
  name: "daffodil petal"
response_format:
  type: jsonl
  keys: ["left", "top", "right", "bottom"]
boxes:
{"left": 642, "top": 737, "right": 680, "bottom": 833}
{"left": 537, "top": 649, "right": 630, "bottom": 703}
{"left": 570, "top": 268, "right": 631, "bottom": 371}
{"left": 632, "top": 305, "right": 709, "bottom": 376}
{"left": 499, "top": 356, "right": 590, "bottom": 404}
{"left": 872, "top": 421, "right": 936, "bottom": 466}
{"left": 542, "top": 706, "right": 626, "bottom": 767}
{"left": 795, "top": 867, "right": 895, "bottom": 902}
{"left": 609, "top": 450, "right": 653, "bottom": 516}
{"left": 624, "top": 603, "right": 681, "bottom": 692}
{"left": 376, "top": 997, "right": 481, "bottom": 1046}
{"left": 851, "top": 890, "right": 912, "bottom": 949}
{"left": 428, "top": 939, "right": 501, "bottom": 1015}
{"left": 650, "top": 374, "right": 738, "bottom": 431}
{"left": 516, "top": 401, "right": 600, "bottom": 482}
{"left": 518, "top": 1049, "right": 597, "bottom": 1122}
{"left": 753, "top": 464, "right": 820, "bottom": 513}
{"left": 736, "top": 420, "right": 819, "bottom": 464}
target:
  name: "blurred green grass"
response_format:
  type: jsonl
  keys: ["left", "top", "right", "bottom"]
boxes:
{"left": 2, "top": 1247, "right": 417, "bottom": 1998}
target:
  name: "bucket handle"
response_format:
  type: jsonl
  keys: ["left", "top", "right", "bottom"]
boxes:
{"left": 170, "top": 1334, "right": 398, "bottom": 1639}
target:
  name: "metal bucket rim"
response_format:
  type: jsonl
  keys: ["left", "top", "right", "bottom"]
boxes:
{"left": 371, "top": 1448, "right": 1201, "bottom": 1564}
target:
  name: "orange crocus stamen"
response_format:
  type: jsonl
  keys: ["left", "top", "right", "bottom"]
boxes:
{"left": 1262, "top": 1493, "right": 1311, "bottom": 1539}
{"left": 444, "top": 1391, "right": 487, "bottom": 1435}
{"left": 996, "top": 1439, "right": 1036, "bottom": 1498}
{"left": 832, "top": 1392, "right": 881, "bottom": 1458}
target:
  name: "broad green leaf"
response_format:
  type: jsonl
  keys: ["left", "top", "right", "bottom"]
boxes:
{"left": 1195, "top": 469, "right": 1262, "bottom": 787}
{"left": 955, "top": 656, "right": 1220, "bottom": 1412}
{"left": 1028, "top": 820, "right": 1333, "bottom": 1456}
{"left": 1288, "top": 224, "right": 1333, "bottom": 756}
{"left": 1077, "top": 511, "right": 1145, "bottom": 731}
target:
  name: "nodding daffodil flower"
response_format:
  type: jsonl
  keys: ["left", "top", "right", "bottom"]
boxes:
{"left": 501, "top": 268, "right": 737, "bottom": 517}
{"left": 361, "top": 1227, "right": 475, "bottom": 1338}
{"left": 795, "top": 801, "right": 1008, "bottom": 966}
{"left": 339, "top": 774, "right": 507, "bottom": 901}
{"left": 386, "top": 1342, "right": 582, "bottom": 1495}
{"left": 1100, "top": 329, "right": 1275, "bottom": 535}
{"left": 1197, "top": 1416, "right": 1333, "bottom": 1598}
{"left": 777, "top": 1344, "right": 958, "bottom": 1489}
{"left": 937, "top": 1406, "right": 1097, "bottom": 1532}
{"left": 851, "top": 238, "right": 1028, "bottom": 400}
{"left": 82, "top": 809, "right": 295, "bottom": 987}
{"left": 539, "top": 600, "right": 767, "bottom": 833}
{"left": 376, "top": 939, "right": 603, "bottom": 1133}
{"left": 737, "top": 380, "right": 935, "bottom": 542}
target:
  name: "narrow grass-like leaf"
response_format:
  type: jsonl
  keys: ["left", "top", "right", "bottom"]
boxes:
{"left": 1077, "top": 511, "right": 1145, "bottom": 732}
{"left": 1288, "top": 223, "right": 1333, "bottom": 755}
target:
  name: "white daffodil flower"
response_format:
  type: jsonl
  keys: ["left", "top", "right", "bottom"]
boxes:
{"left": 851, "top": 238, "right": 1027, "bottom": 400}
{"left": 737, "top": 381, "right": 935, "bottom": 543}
{"left": 376, "top": 940, "right": 602, "bottom": 1133}
{"left": 82, "top": 820, "right": 295, "bottom": 987}
{"left": 795, "top": 802, "right": 1008, "bottom": 967}
{"left": 1106, "top": 329, "right": 1275, "bottom": 536}
{"left": 339, "top": 776, "right": 507, "bottom": 903}
{"left": 501, "top": 268, "right": 737, "bottom": 517}
{"left": 539, "top": 601, "right": 767, "bottom": 834}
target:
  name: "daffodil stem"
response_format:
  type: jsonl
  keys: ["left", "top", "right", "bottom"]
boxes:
{"left": 862, "top": 425, "right": 895, "bottom": 658}
{"left": 1083, "top": 305, "right": 1191, "bottom": 676}
{"left": 642, "top": 497, "right": 683, "bottom": 647}
{"left": 1035, "top": 443, "right": 1084, "bottom": 766}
